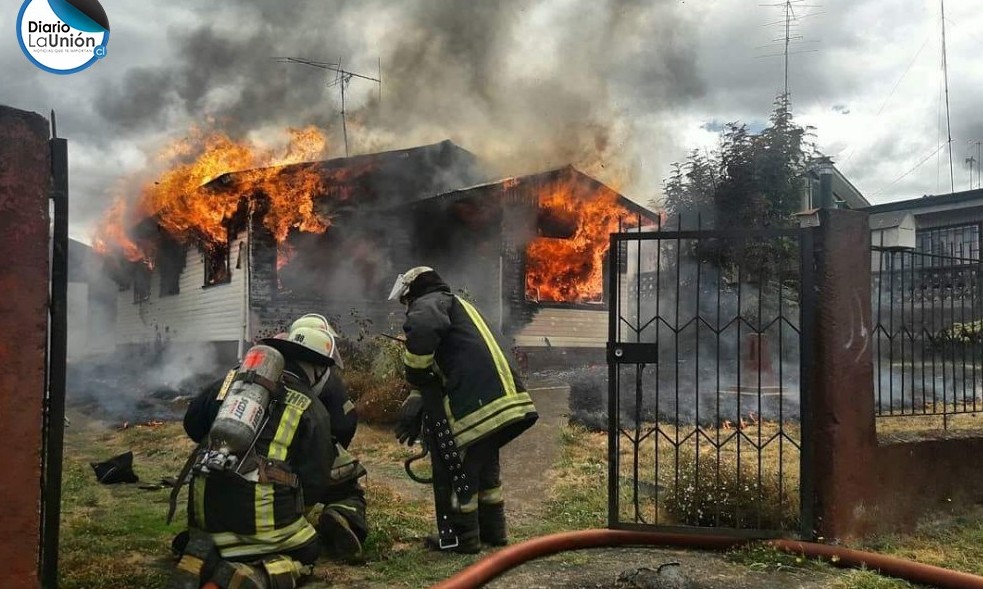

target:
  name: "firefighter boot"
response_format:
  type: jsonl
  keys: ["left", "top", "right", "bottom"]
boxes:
{"left": 425, "top": 509, "right": 481, "bottom": 554}
{"left": 169, "top": 529, "right": 220, "bottom": 589}
{"left": 478, "top": 501, "right": 508, "bottom": 546}
{"left": 210, "top": 556, "right": 310, "bottom": 589}
{"left": 318, "top": 507, "right": 364, "bottom": 563}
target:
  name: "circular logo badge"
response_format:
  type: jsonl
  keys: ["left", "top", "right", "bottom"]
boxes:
{"left": 16, "top": 0, "right": 110, "bottom": 75}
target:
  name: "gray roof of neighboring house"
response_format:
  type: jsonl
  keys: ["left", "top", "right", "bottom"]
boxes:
{"left": 863, "top": 188, "right": 983, "bottom": 215}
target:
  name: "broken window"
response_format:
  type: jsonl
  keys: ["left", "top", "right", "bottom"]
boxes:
{"left": 158, "top": 236, "right": 186, "bottom": 296}
{"left": 133, "top": 263, "right": 151, "bottom": 303}
{"left": 204, "top": 243, "right": 231, "bottom": 287}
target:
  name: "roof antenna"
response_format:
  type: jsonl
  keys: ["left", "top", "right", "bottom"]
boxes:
{"left": 757, "top": 0, "right": 822, "bottom": 103}
{"left": 274, "top": 57, "right": 382, "bottom": 157}
{"left": 940, "top": 0, "right": 955, "bottom": 193}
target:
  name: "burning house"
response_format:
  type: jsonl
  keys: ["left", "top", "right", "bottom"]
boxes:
{"left": 97, "top": 137, "right": 655, "bottom": 369}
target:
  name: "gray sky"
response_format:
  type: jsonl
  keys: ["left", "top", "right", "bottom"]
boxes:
{"left": 3, "top": 0, "right": 982, "bottom": 244}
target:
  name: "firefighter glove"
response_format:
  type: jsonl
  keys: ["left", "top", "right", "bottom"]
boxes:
{"left": 395, "top": 391, "right": 423, "bottom": 446}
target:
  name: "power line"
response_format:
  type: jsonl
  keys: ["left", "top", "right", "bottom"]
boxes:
{"left": 873, "top": 143, "right": 947, "bottom": 197}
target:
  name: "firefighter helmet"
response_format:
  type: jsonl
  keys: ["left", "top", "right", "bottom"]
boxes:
{"left": 259, "top": 326, "right": 336, "bottom": 366}
{"left": 387, "top": 266, "right": 435, "bottom": 303}
{"left": 290, "top": 313, "right": 339, "bottom": 338}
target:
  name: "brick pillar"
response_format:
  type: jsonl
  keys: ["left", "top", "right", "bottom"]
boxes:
{"left": 0, "top": 106, "right": 51, "bottom": 589}
{"left": 808, "top": 208, "right": 878, "bottom": 540}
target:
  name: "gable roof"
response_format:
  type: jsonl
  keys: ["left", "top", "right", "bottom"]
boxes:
{"left": 206, "top": 140, "right": 489, "bottom": 210}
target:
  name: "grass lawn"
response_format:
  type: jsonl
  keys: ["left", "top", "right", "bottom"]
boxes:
{"left": 58, "top": 413, "right": 983, "bottom": 588}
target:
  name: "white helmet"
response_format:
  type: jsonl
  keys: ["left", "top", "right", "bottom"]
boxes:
{"left": 289, "top": 314, "right": 343, "bottom": 368}
{"left": 387, "top": 266, "right": 434, "bottom": 303}
{"left": 290, "top": 313, "right": 339, "bottom": 339}
{"left": 260, "top": 326, "right": 337, "bottom": 366}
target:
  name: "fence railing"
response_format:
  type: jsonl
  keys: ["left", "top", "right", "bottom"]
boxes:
{"left": 871, "top": 245, "right": 983, "bottom": 424}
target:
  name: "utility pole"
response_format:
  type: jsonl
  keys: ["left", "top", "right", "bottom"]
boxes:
{"left": 967, "top": 156, "right": 976, "bottom": 191}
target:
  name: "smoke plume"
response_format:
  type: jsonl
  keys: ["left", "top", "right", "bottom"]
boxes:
{"left": 95, "top": 0, "right": 704, "bottom": 196}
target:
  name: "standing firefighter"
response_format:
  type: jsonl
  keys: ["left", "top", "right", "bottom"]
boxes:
{"left": 388, "top": 266, "right": 539, "bottom": 553}
{"left": 170, "top": 325, "right": 337, "bottom": 589}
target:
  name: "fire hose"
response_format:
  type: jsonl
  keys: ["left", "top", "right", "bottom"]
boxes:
{"left": 427, "top": 529, "right": 983, "bottom": 589}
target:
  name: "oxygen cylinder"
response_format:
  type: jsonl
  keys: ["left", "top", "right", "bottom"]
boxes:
{"left": 204, "top": 345, "right": 285, "bottom": 472}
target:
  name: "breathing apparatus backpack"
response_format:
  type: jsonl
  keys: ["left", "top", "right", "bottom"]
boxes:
{"left": 166, "top": 345, "right": 286, "bottom": 525}
{"left": 199, "top": 344, "right": 285, "bottom": 474}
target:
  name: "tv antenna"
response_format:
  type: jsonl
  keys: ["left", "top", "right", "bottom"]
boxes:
{"left": 274, "top": 56, "right": 382, "bottom": 157}
{"left": 757, "top": 0, "right": 822, "bottom": 102}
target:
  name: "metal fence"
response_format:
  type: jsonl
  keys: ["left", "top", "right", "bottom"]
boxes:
{"left": 607, "top": 221, "right": 813, "bottom": 538}
{"left": 872, "top": 244, "right": 983, "bottom": 425}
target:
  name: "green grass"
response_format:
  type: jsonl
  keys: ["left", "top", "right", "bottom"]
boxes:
{"left": 57, "top": 415, "right": 983, "bottom": 589}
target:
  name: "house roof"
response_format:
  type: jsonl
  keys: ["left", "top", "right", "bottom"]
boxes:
{"left": 863, "top": 187, "right": 983, "bottom": 215}
{"left": 206, "top": 139, "right": 489, "bottom": 209}
{"left": 405, "top": 165, "right": 658, "bottom": 220}
{"left": 804, "top": 164, "right": 870, "bottom": 209}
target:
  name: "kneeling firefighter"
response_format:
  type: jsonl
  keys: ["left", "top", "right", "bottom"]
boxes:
{"left": 169, "top": 325, "right": 337, "bottom": 589}
{"left": 388, "top": 266, "right": 539, "bottom": 553}
{"left": 288, "top": 314, "right": 368, "bottom": 561}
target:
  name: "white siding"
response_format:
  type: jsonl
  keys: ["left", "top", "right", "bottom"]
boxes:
{"left": 115, "top": 232, "right": 248, "bottom": 347}
{"left": 513, "top": 307, "right": 607, "bottom": 348}
{"left": 67, "top": 282, "right": 88, "bottom": 360}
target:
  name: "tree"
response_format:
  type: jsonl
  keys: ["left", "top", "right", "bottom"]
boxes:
{"left": 662, "top": 94, "right": 818, "bottom": 229}
{"left": 659, "top": 94, "right": 820, "bottom": 281}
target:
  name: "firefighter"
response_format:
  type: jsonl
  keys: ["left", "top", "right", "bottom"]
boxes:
{"left": 171, "top": 325, "right": 337, "bottom": 589}
{"left": 288, "top": 313, "right": 368, "bottom": 562}
{"left": 388, "top": 266, "right": 539, "bottom": 553}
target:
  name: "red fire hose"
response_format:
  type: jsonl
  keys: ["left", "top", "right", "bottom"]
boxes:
{"left": 427, "top": 529, "right": 983, "bottom": 589}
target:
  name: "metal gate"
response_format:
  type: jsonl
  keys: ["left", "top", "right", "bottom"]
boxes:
{"left": 607, "top": 223, "right": 814, "bottom": 538}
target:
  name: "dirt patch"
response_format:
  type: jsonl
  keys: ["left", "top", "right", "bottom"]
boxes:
{"left": 484, "top": 547, "right": 838, "bottom": 589}
{"left": 499, "top": 385, "right": 570, "bottom": 516}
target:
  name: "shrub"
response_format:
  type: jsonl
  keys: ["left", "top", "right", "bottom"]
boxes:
{"left": 343, "top": 335, "right": 407, "bottom": 425}
{"left": 661, "top": 445, "right": 799, "bottom": 530}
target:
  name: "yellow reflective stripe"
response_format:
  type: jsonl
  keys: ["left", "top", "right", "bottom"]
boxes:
{"left": 456, "top": 297, "right": 517, "bottom": 396}
{"left": 192, "top": 477, "right": 207, "bottom": 528}
{"left": 479, "top": 487, "right": 503, "bottom": 504}
{"left": 458, "top": 497, "right": 478, "bottom": 513}
{"left": 177, "top": 555, "right": 204, "bottom": 575}
{"left": 327, "top": 503, "right": 358, "bottom": 513}
{"left": 448, "top": 392, "right": 535, "bottom": 435}
{"left": 451, "top": 394, "right": 537, "bottom": 449}
{"left": 403, "top": 349, "right": 435, "bottom": 369}
{"left": 264, "top": 557, "right": 298, "bottom": 576}
{"left": 211, "top": 516, "right": 317, "bottom": 558}
{"left": 343, "top": 400, "right": 355, "bottom": 415}
{"left": 256, "top": 394, "right": 306, "bottom": 534}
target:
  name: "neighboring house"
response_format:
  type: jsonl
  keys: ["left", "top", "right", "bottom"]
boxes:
{"left": 800, "top": 162, "right": 870, "bottom": 211}
{"left": 67, "top": 238, "right": 116, "bottom": 360}
{"left": 866, "top": 188, "right": 983, "bottom": 258}
{"left": 102, "top": 142, "right": 657, "bottom": 369}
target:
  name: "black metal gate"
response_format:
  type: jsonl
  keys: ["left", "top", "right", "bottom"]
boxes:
{"left": 607, "top": 223, "right": 814, "bottom": 538}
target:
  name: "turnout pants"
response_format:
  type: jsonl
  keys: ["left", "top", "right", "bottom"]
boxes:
{"left": 431, "top": 436, "right": 508, "bottom": 548}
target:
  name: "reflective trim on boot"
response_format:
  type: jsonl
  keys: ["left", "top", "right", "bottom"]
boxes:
{"left": 318, "top": 508, "right": 364, "bottom": 563}
{"left": 261, "top": 555, "right": 310, "bottom": 589}
{"left": 210, "top": 561, "right": 269, "bottom": 589}
{"left": 478, "top": 502, "right": 508, "bottom": 546}
{"left": 169, "top": 529, "right": 220, "bottom": 589}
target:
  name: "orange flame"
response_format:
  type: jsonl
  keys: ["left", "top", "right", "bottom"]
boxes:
{"left": 525, "top": 178, "right": 639, "bottom": 303}
{"left": 93, "top": 126, "right": 334, "bottom": 263}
